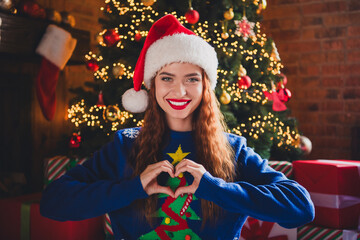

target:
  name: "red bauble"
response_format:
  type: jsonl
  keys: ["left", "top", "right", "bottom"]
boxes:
{"left": 277, "top": 88, "right": 292, "bottom": 102}
{"left": 86, "top": 59, "right": 99, "bottom": 72}
{"left": 185, "top": 8, "right": 199, "bottom": 24}
{"left": 20, "top": 1, "right": 46, "bottom": 18}
{"left": 134, "top": 32, "right": 142, "bottom": 42}
{"left": 103, "top": 29, "right": 121, "bottom": 47}
{"left": 69, "top": 133, "right": 81, "bottom": 149}
{"left": 238, "top": 76, "right": 252, "bottom": 89}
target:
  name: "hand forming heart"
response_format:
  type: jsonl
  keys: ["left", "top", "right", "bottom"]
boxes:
{"left": 140, "top": 160, "right": 175, "bottom": 198}
{"left": 140, "top": 159, "right": 206, "bottom": 199}
{"left": 174, "top": 159, "right": 206, "bottom": 198}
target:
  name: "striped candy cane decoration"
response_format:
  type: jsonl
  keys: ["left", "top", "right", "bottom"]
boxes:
{"left": 298, "top": 225, "right": 342, "bottom": 240}
{"left": 268, "top": 161, "right": 293, "bottom": 178}
{"left": 104, "top": 213, "right": 114, "bottom": 236}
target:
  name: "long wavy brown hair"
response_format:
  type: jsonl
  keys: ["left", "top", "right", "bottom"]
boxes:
{"left": 129, "top": 69, "right": 236, "bottom": 226}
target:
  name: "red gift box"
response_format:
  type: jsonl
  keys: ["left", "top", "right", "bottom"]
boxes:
{"left": 0, "top": 193, "right": 105, "bottom": 240}
{"left": 240, "top": 217, "right": 296, "bottom": 240}
{"left": 293, "top": 160, "right": 360, "bottom": 229}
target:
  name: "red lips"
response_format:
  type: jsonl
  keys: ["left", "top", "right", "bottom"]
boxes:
{"left": 166, "top": 99, "right": 191, "bottom": 110}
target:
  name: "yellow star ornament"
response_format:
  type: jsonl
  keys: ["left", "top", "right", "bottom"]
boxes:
{"left": 167, "top": 145, "right": 190, "bottom": 166}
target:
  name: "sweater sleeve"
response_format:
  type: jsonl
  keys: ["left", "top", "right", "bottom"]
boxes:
{"left": 40, "top": 129, "right": 148, "bottom": 221}
{"left": 194, "top": 135, "right": 315, "bottom": 228}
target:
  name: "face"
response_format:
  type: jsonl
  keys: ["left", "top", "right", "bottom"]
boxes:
{"left": 154, "top": 62, "right": 203, "bottom": 130}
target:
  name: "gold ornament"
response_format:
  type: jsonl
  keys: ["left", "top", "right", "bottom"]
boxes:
{"left": 141, "top": 0, "right": 155, "bottom": 6}
{"left": 224, "top": 8, "right": 234, "bottom": 20}
{"left": 220, "top": 90, "right": 231, "bottom": 104}
{"left": 221, "top": 32, "right": 229, "bottom": 39}
{"left": 103, "top": 105, "right": 120, "bottom": 122}
{"left": 112, "top": 65, "right": 125, "bottom": 78}
{"left": 238, "top": 65, "right": 247, "bottom": 77}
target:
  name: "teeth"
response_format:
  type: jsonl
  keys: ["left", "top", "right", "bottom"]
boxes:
{"left": 168, "top": 100, "right": 189, "bottom": 106}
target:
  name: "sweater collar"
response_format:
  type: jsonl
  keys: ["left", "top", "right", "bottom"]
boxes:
{"left": 169, "top": 129, "right": 193, "bottom": 139}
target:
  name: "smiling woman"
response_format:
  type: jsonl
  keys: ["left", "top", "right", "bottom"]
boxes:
{"left": 155, "top": 63, "right": 203, "bottom": 131}
{"left": 40, "top": 14, "right": 315, "bottom": 240}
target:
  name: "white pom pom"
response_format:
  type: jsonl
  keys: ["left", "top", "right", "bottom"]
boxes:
{"left": 122, "top": 88, "right": 148, "bottom": 113}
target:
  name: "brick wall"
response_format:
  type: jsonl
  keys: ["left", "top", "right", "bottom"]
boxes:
{"left": 262, "top": 0, "right": 360, "bottom": 160}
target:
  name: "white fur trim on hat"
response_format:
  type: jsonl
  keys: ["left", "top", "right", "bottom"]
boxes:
{"left": 122, "top": 88, "right": 149, "bottom": 113}
{"left": 36, "top": 24, "right": 77, "bottom": 70}
{"left": 144, "top": 33, "right": 218, "bottom": 89}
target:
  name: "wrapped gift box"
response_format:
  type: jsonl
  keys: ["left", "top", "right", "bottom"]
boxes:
{"left": 240, "top": 217, "right": 297, "bottom": 240}
{"left": 268, "top": 160, "right": 293, "bottom": 179}
{"left": 0, "top": 193, "right": 105, "bottom": 240}
{"left": 44, "top": 156, "right": 113, "bottom": 238}
{"left": 298, "top": 224, "right": 360, "bottom": 240}
{"left": 293, "top": 160, "right": 360, "bottom": 229}
{"left": 44, "top": 156, "right": 88, "bottom": 185}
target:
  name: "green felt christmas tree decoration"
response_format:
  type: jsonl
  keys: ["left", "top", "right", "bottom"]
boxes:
{"left": 139, "top": 145, "right": 201, "bottom": 240}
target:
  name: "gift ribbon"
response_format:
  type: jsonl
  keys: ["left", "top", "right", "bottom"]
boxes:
{"left": 343, "top": 229, "right": 360, "bottom": 240}
{"left": 241, "top": 217, "right": 288, "bottom": 240}
{"left": 317, "top": 160, "right": 360, "bottom": 176}
{"left": 20, "top": 201, "right": 32, "bottom": 240}
{"left": 315, "top": 160, "right": 360, "bottom": 231}
{"left": 310, "top": 192, "right": 360, "bottom": 231}
{"left": 310, "top": 192, "right": 360, "bottom": 209}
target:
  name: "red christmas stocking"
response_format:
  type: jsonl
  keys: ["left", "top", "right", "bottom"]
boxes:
{"left": 35, "top": 24, "right": 76, "bottom": 120}
{"left": 36, "top": 58, "right": 60, "bottom": 120}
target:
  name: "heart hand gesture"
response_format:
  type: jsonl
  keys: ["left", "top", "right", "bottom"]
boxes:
{"left": 174, "top": 159, "right": 206, "bottom": 198}
{"left": 140, "top": 160, "right": 175, "bottom": 198}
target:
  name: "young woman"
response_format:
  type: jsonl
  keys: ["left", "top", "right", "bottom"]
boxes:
{"left": 41, "top": 15, "right": 314, "bottom": 240}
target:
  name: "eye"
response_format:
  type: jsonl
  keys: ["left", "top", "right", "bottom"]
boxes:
{"left": 187, "top": 77, "right": 200, "bottom": 83}
{"left": 161, "top": 77, "right": 172, "bottom": 82}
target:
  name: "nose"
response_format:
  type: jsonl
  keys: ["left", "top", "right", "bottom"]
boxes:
{"left": 173, "top": 81, "right": 186, "bottom": 97}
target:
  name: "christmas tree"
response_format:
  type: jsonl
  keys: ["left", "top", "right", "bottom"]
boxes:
{"left": 67, "top": 0, "right": 303, "bottom": 160}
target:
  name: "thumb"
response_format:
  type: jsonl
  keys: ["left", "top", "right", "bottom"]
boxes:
{"left": 156, "top": 186, "right": 175, "bottom": 198}
{"left": 174, "top": 185, "right": 194, "bottom": 199}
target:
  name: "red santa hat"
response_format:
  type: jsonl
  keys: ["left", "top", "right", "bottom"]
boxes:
{"left": 122, "top": 14, "right": 218, "bottom": 113}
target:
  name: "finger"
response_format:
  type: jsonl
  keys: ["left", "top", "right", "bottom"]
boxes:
{"left": 174, "top": 185, "right": 196, "bottom": 198}
{"left": 175, "top": 165, "right": 198, "bottom": 177}
{"left": 142, "top": 164, "right": 174, "bottom": 186}
{"left": 175, "top": 158, "right": 194, "bottom": 169}
{"left": 148, "top": 160, "right": 174, "bottom": 171}
{"left": 154, "top": 165, "right": 175, "bottom": 178}
{"left": 155, "top": 186, "right": 175, "bottom": 198}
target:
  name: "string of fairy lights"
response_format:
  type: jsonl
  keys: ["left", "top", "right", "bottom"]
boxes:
{"left": 67, "top": 0, "right": 299, "bottom": 149}
{"left": 229, "top": 112, "right": 299, "bottom": 148}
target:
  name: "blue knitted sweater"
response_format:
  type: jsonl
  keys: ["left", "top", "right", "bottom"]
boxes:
{"left": 40, "top": 128, "right": 314, "bottom": 240}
